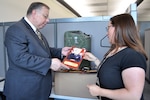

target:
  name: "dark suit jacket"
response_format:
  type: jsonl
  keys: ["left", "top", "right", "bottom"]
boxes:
{"left": 4, "top": 18, "right": 62, "bottom": 100}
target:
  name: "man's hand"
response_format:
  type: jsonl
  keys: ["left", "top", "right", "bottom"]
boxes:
{"left": 62, "top": 47, "right": 72, "bottom": 56}
{"left": 50, "top": 58, "right": 69, "bottom": 71}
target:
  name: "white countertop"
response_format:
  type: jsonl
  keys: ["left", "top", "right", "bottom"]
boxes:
{"left": 0, "top": 81, "right": 4, "bottom": 92}
{"left": 50, "top": 90, "right": 97, "bottom": 100}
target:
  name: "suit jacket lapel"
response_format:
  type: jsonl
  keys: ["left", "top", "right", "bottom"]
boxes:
{"left": 21, "top": 18, "right": 50, "bottom": 54}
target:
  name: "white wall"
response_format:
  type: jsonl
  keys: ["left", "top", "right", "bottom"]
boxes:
{"left": 0, "top": 0, "right": 77, "bottom": 22}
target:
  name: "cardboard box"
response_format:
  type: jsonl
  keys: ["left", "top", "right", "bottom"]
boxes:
{"left": 54, "top": 72, "right": 97, "bottom": 99}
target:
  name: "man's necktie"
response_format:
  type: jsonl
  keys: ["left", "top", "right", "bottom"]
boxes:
{"left": 36, "top": 29, "right": 45, "bottom": 46}
{"left": 36, "top": 30, "right": 42, "bottom": 40}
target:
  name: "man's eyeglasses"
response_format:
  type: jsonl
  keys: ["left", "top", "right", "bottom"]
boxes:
{"left": 41, "top": 14, "right": 49, "bottom": 19}
{"left": 37, "top": 10, "right": 49, "bottom": 19}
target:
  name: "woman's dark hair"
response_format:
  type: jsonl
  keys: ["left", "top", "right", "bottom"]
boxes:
{"left": 26, "top": 2, "right": 49, "bottom": 15}
{"left": 105, "top": 13, "right": 147, "bottom": 60}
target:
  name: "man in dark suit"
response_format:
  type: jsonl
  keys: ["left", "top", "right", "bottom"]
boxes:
{"left": 4, "top": 2, "right": 70, "bottom": 100}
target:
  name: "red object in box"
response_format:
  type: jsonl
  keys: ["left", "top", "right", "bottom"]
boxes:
{"left": 62, "top": 47, "right": 86, "bottom": 70}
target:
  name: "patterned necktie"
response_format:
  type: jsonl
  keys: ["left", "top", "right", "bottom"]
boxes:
{"left": 36, "top": 29, "right": 45, "bottom": 46}
{"left": 36, "top": 29, "right": 42, "bottom": 40}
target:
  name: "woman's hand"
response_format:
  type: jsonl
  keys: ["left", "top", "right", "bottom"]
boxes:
{"left": 84, "top": 52, "right": 97, "bottom": 61}
{"left": 84, "top": 52, "right": 100, "bottom": 66}
{"left": 87, "top": 84, "right": 101, "bottom": 97}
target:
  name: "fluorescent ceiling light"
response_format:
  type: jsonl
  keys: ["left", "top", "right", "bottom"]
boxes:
{"left": 64, "top": 0, "right": 137, "bottom": 17}
{"left": 64, "top": 0, "right": 93, "bottom": 16}
{"left": 110, "top": 0, "right": 137, "bottom": 15}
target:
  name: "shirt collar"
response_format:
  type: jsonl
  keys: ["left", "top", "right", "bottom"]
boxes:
{"left": 24, "top": 16, "right": 36, "bottom": 32}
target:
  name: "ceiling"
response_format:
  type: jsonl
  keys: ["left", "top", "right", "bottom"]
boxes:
{"left": 56, "top": 0, "right": 150, "bottom": 21}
